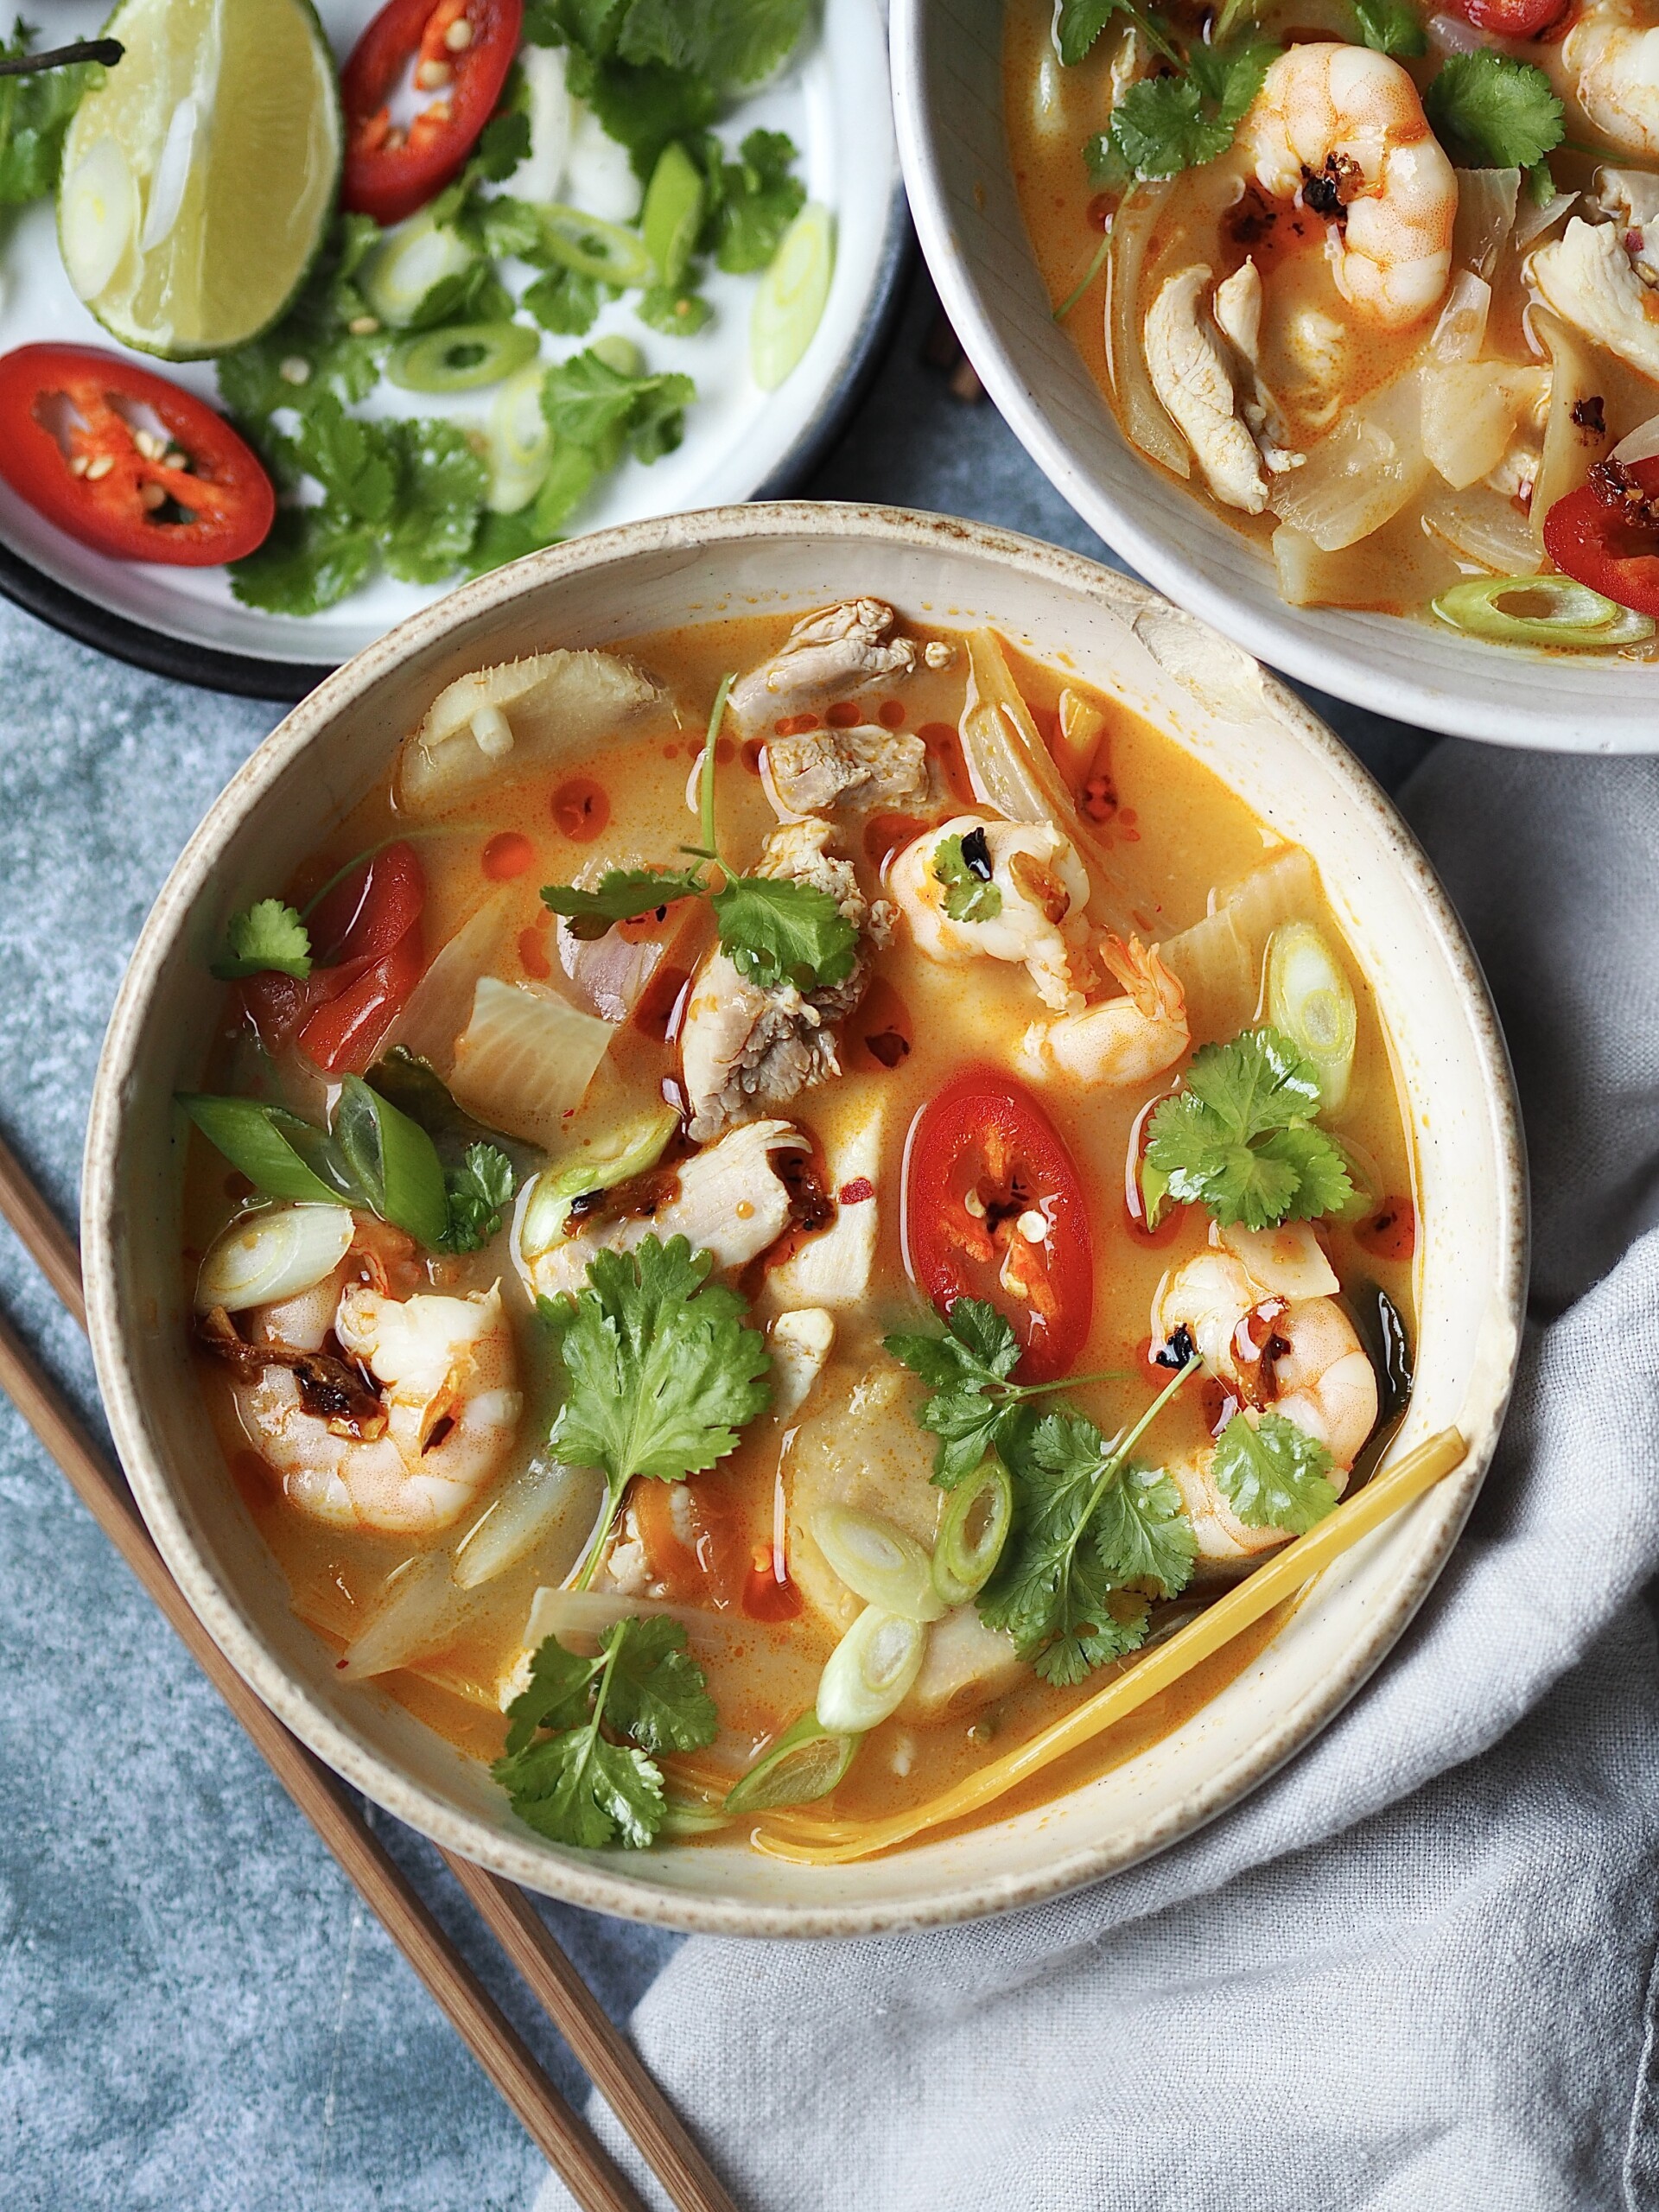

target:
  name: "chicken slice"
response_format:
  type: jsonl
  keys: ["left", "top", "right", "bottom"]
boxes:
{"left": 767, "top": 1093, "right": 885, "bottom": 1309}
{"left": 728, "top": 601, "right": 918, "bottom": 734}
{"left": 763, "top": 722, "right": 929, "bottom": 818}
{"left": 768, "top": 1307, "right": 836, "bottom": 1419}
{"left": 1146, "top": 264, "right": 1274, "bottom": 514}
{"left": 1528, "top": 217, "right": 1659, "bottom": 383}
{"left": 681, "top": 819, "right": 882, "bottom": 1143}
{"left": 514, "top": 1119, "right": 808, "bottom": 1301}
{"left": 1211, "top": 259, "right": 1304, "bottom": 476}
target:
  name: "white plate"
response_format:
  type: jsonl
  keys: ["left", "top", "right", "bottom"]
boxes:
{"left": 0, "top": 0, "right": 906, "bottom": 695}
{"left": 892, "top": 0, "right": 1659, "bottom": 753}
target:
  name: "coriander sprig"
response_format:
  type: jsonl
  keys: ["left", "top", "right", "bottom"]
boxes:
{"left": 1144, "top": 1027, "right": 1354, "bottom": 1231}
{"left": 542, "top": 676, "right": 859, "bottom": 992}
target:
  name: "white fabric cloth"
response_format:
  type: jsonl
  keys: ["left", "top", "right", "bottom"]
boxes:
{"left": 540, "top": 742, "right": 1659, "bottom": 2212}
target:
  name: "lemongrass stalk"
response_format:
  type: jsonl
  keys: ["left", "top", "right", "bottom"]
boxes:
{"left": 753, "top": 1425, "right": 1468, "bottom": 1864}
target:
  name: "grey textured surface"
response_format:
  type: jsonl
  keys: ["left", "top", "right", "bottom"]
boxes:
{"left": 0, "top": 257, "right": 1435, "bottom": 2211}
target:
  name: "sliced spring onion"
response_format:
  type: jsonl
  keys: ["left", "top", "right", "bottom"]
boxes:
{"left": 517, "top": 1106, "right": 678, "bottom": 1261}
{"left": 388, "top": 320, "right": 539, "bottom": 395}
{"left": 486, "top": 363, "right": 551, "bottom": 514}
{"left": 723, "top": 1710, "right": 861, "bottom": 1815}
{"left": 588, "top": 331, "right": 645, "bottom": 378}
{"left": 810, "top": 1507, "right": 946, "bottom": 1624}
{"left": 752, "top": 201, "right": 834, "bottom": 391}
{"left": 333, "top": 1074, "right": 448, "bottom": 1249}
{"left": 359, "top": 210, "right": 474, "bottom": 328}
{"left": 816, "top": 1606, "right": 927, "bottom": 1735}
{"left": 659, "top": 1792, "right": 734, "bottom": 1838}
{"left": 536, "top": 202, "right": 653, "bottom": 287}
{"left": 643, "top": 139, "right": 704, "bottom": 288}
{"left": 176, "top": 1094, "right": 349, "bottom": 1208}
{"left": 1431, "top": 575, "right": 1656, "bottom": 650}
{"left": 194, "top": 1203, "right": 355, "bottom": 1315}
{"left": 1263, "top": 921, "right": 1358, "bottom": 1117}
{"left": 931, "top": 1461, "right": 1014, "bottom": 1608}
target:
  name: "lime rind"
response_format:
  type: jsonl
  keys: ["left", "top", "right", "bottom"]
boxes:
{"left": 58, "top": 0, "right": 343, "bottom": 361}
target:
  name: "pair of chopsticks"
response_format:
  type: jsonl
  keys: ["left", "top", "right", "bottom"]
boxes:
{"left": 0, "top": 1131, "right": 734, "bottom": 2212}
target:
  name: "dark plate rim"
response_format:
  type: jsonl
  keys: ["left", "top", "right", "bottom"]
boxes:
{"left": 0, "top": 188, "right": 914, "bottom": 706}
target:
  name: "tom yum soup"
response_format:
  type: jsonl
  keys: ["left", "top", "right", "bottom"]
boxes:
{"left": 179, "top": 602, "right": 1418, "bottom": 1862}
{"left": 1008, "top": 0, "right": 1659, "bottom": 655}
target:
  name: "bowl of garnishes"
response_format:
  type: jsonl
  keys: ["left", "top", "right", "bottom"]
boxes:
{"left": 893, "top": 0, "right": 1659, "bottom": 750}
{"left": 0, "top": 1, "right": 903, "bottom": 695}
{"left": 85, "top": 503, "right": 1524, "bottom": 1936}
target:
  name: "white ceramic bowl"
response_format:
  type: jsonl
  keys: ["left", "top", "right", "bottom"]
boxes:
{"left": 84, "top": 504, "right": 1526, "bottom": 1937}
{"left": 892, "top": 0, "right": 1659, "bottom": 753}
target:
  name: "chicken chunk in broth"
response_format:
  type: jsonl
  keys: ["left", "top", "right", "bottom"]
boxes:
{"left": 181, "top": 601, "right": 1417, "bottom": 1857}
{"left": 1008, "top": 0, "right": 1659, "bottom": 657}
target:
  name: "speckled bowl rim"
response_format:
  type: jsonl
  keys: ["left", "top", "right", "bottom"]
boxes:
{"left": 82, "top": 503, "right": 1528, "bottom": 1940}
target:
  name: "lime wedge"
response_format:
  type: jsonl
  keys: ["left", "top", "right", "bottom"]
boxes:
{"left": 59, "top": 0, "right": 340, "bottom": 359}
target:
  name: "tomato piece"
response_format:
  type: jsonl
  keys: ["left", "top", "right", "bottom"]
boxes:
{"left": 341, "top": 0, "right": 524, "bottom": 226}
{"left": 299, "top": 929, "right": 426, "bottom": 1072}
{"left": 1446, "top": 0, "right": 1566, "bottom": 33}
{"left": 1542, "top": 456, "right": 1659, "bottom": 616}
{"left": 0, "top": 345, "right": 274, "bottom": 566}
{"left": 902, "top": 1065, "right": 1094, "bottom": 1382}
{"left": 308, "top": 842, "right": 427, "bottom": 966}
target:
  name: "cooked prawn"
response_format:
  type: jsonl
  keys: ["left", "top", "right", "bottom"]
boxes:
{"left": 1020, "top": 933, "right": 1189, "bottom": 1090}
{"left": 888, "top": 814, "right": 1092, "bottom": 1013}
{"left": 231, "top": 1264, "right": 522, "bottom": 1535}
{"left": 1555, "top": 1, "right": 1659, "bottom": 160}
{"left": 1152, "top": 1226, "right": 1377, "bottom": 1562}
{"left": 1236, "top": 44, "right": 1456, "bottom": 329}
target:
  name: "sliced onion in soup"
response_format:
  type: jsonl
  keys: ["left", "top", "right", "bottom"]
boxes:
{"left": 454, "top": 1453, "right": 595, "bottom": 1589}
{"left": 448, "top": 977, "right": 613, "bottom": 1147}
{"left": 337, "top": 1554, "right": 456, "bottom": 1681}
{"left": 194, "top": 1203, "right": 355, "bottom": 1314}
{"left": 1104, "top": 182, "right": 1190, "bottom": 480}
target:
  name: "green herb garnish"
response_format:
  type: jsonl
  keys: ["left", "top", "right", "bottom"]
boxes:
{"left": 1144, "top": 1027, "right": 1354, "bottom": 1230}
{"left": 931, "top": 829, "right": 1003, "bottom": 924}
{"left": 494, "top": 1617, "right": 718, "bottom": 1848}
{"left": 210, "top": 899, "right": 312, "bottom": 982}
{"left": 0, "top": 17, "right": 105, "bottom": 207}
{"left": 1422, "top": 53, "right": 1564, "bottom": 172}
{"left": 544, "top": 1233, "right": 772, "bottom": 1590}
{"left": 1211, "top": 1409, "right": 1339, "bottom": 1533}
{"left": 1109, "top": 41, "right": 1280, "bottom": 181}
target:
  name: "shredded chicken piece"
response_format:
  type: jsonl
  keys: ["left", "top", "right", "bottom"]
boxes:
{"left": 1211, "top": 259, "right": 1305, "bottom": 476}
{"left": 1145, "top": 264, "right": 1274, "bottom": 513}
{"left": 763, "top": 722, "right": 929, "bottom": 818}
{"left": 681, "top": 820, "right": 879, "bottom": 1142}
{"left": 1528, "top": 217, "right": 1659, "bottom": 382}
{"left": 728, "top": 601, "right": 918, "bottom": 734}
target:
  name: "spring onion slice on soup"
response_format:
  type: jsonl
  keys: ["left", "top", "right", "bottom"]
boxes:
{"left": 180, "top": 601, "right": 1422, "bottom": 1854}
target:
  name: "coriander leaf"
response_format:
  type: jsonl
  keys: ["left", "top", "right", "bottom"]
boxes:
{"left": 524, "top": 264, "right": 606, "bottom": 334}
{"left": 586, "top": 57, "right": 721, "bottom": 181}
{"left": 534, "top": 438, "right": 601, "bottom": 529}
{"left": 1525, "top": 156, "right": 1557, "bottom": 207}
{"left": 1350, "top": 0, "right": 1426, "bottom": 56}
{"left": 454, "top": 190, "right": 547, "bottom": 262}
{"left": 442, "top": 1143, "right": 518, "bottom": 1253}
{"left": 379, "top": 419, "right": 488, "bottom": 585}
{"left": 1211, "top": 1409, "right": 1339, "bottom": 1534}
{"left": 980, "top": 1411, "right": 1157, "bottom": 1684}
{"left": 1055, "top": 0, "right": 1128, "bottom": 65}
{"left": 1423, "top": 53, "right": 1563, "bottom": 171}
{"left": 0, "top": 19, "right": 100, "bottom": 206}
{"left": 502, "top": 1632, "right": 603, "bottom": 1752}
{"left": 1084, "top": 130, "right": 1132, "bottom": 194}
{"left": 1145, "top": 1026, "right": 1354, "bottom": 1230}
{"left": 227, "top": 507, "right": 378, "bottom": 616}
{"left": 496, "top": 1712, "right": 664, "bottom": 1847}
{"left": 1090, "top": 1460, "right": 1198, "bottom": 1595}
{"left": 931, "top": 830, "right": 1003, "bottom": 924}
{"left": 614, "top": 0, "right": 810, "bottom": 87}
{"left": 637, "top": 283, "right": 715, "bottom": 336}
{"left": 602, "top": 1615, "right": 719, "bottom": 1752}
{"left": 293, "top": 397, "right": 399, "bottom": 526}
{"left": 547, "top": 1235, "right": 771, "bottom": 1588}
{"left": 887, "top": 1297, "right": 1028, "bottom": 1486}
{"left": 474, "top": 105, "right": 533, "bottom": 181}
{"left": 710, "top": 873, "right": 857, "bottom": 990}
{"left": 403, "top": 257, "right": 516, "bottom": 332}
{"left": 541, "top": 346, "right": 695, "bottom": 458}
{"left": 550, "top": 1235, "right": 770, "bottom": 1483}
{"left": 541, "top": 862, "right": 709, "bottom": 938}
{"left": 699, "top": 127, "right": 805, "bottom": 273}
{"left": 1111, "top": 41, "right": 1279, "bottom": 180}
{"left": 467, "top": 505, "right": 554, "bottom": 576}
{"left": 211, "top": 899, "right": 313, "bottom": 982}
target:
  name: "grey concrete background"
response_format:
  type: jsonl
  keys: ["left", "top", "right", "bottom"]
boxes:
{"left": 0, "top": 260, "right": 1434, "bottom": 2210}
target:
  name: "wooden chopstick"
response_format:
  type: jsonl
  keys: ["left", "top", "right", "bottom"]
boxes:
{"left": 0, "top": 1133, "right": 736, "bottom": 2212}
